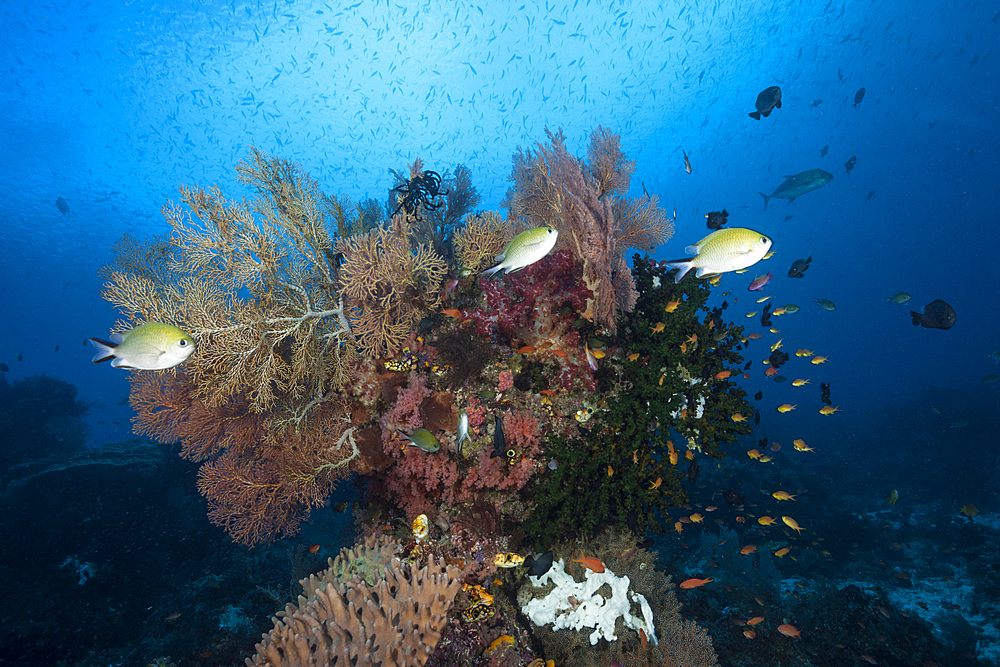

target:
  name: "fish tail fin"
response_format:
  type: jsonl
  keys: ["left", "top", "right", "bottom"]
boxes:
{"left": 88, "top": 338, "right": 116, "bottom": 363}
{"left": 663, "top": 259, "right": 694, "bottom": 283}
{"left": 910, "top": 311, "right": 922, "bottom": 326}
{"left": 479, "top": 263, "right": 505, "bottom": 278}
{"left": 749, "top": 111, "right": 761, "bottom": 120}
{"left": 759, "top": 192, "right": 770, "bottom": 210}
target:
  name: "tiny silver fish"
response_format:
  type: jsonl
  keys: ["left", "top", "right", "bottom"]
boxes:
{"left": 456, "top": 411, "right": 470, "bottom": 454}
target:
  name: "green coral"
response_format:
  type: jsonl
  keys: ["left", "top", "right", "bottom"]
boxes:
{"left": 522, "top": 255, "right": 752, "bottom": 546}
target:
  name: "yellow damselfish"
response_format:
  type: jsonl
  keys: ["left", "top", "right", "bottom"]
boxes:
{"left": 665, "top": 228, "right": 773, "bottom": 283}
{"left": 89, "top": 322, "right": 195, "bottom": 370}
{"left": 480, "top": 227, "right": 558, "bottom": 277}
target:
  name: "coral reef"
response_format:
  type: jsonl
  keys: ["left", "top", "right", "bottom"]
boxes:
{"left": 247, "top": 536, "right": 462, "bottom": 667}
{"left": 91, "top": 129, "right": 768, "bottom": 665}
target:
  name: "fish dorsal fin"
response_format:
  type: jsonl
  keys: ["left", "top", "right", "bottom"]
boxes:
{"left": 688, "top": 229, "right": 728, "bottom": 254}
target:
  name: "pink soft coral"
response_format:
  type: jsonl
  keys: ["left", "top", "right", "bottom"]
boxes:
{"left": 459, "top": 410, "right": 542, "bottom": 497}
{"left": 384, "top": 448, "right": 461, "bottom": 517}
{"left": 381, "top": 372, "right": 431, "bottom": 455}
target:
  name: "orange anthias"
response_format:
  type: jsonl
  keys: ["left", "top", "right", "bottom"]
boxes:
{"left": 679, "top": 577, "right": 714, "bottom": 589}
{"left": 573, "top": 553, "right": 605, "bottom": 573}
{"left": 777, "top": 624, "right": 802, "bottom": 638}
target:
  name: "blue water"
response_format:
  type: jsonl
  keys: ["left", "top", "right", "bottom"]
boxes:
{"left": 1, "top": 0, "right": 998, "bottom": 664}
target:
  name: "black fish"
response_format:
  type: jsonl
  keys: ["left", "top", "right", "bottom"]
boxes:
{"left": 853, "top": 87, "right": 866, "bottom": 108}
{"left": 0, "top": 363, "right": 8, "bottom": 372}
{"left": 744, "top": 361, "right": 753, "bottom": 371}
{"left": 911, "top": 299, "right": 956, "bottom": 330}
{"left": 638, "top": 537, "right": 654, "bottom": 550}
{"left": 754, "top": 411, "right": 760, "bottom": 426}
{"left": 811, "top": 99, "right": 823, "bottom": 107}
{"left": 820, "top": 382, "right": 832, "bottom": 406}
{"left": 687, "top": 458, "right": 700, "bottom": 482}
{"left": 820, "top": 144, "right": 829, "bottom": 157}
{"left": 865, "top": 190, "right": 875, "bottom": 201}
{"left": 56, "top": 197, "right": 70, "bottom": 215}
{"left": 490, "top": 416, "right": 507, "bottom": 458}
{"left": 838, "top": 68, "right": 845, "bottom": 82}
{"left": 724, "top": 487, "right": 745, "bottom": 506}
{"left": 768, "top": 350, "right": 789, "bottom": 367}
{"left": 754, "top": 390, "right": 763, "bottom": 401}
{"left": 705, "top": 209, "right": 729, "bottom": 229}
{"left": 749, "top": 86, "right": 782, "bottom": 120}
{"left": 17, "top": 352, "right": 22, "bottom": 362}
{"left": 760, "top": 303, "right": 773, "bottom": 328}
{"left": 844, "top": 156, "right": 856, "bottom": 175}
{"left": 788, "top": 256, "right": 812, "bottom": 278}
{"left": 758, "top": 437, "right": 768, "bottom": 450}
{"left": 524, "top": 550, "right": 554, "bottom": 577}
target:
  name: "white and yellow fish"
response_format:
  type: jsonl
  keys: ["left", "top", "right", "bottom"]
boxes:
{"left": 480, "top": 227, "right": 558, "bottom": 277}
{"left": 89, "top": 322, "right": 195, "bottom": 370}
{"left": 664, "top": 228, "right": 773, "bottom": 283}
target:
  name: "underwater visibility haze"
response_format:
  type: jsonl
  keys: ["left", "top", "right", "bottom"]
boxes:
{"left": 1, "top": 0, "right": 999, "bottom": 665}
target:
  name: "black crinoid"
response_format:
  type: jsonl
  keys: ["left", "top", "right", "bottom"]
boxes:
{"left": 389, "top": 169, "right": 448, "bottom": 220}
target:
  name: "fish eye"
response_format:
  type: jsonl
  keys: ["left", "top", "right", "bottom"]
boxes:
{"left": 506, "top": 448, "right": 516, "bottom": 458}
{"left": 178, "top": 340, "right": 189, "bottom": 346}
{"left": 759, "top": 237, "right": 768, "bottom": 244}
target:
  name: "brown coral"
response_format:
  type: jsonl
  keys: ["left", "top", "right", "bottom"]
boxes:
{"left": 505, "top": 126, "right": 674, "bottom": 331}
{"left": 336, "top": 219, "right": 448, "bottom": 357}
{"left": 247, "top": 535, "right": 463, "bottom": 667}
{"left": 453, "top": 210, "right": 511, "bottom": 273}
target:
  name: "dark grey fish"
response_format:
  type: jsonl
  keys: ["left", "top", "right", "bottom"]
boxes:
{"left": 911, "top": 299, "right": 956, "bottom": 330}
{"left": 853, "top": 87, "right": 866, "bottom": 108}
{"left": 820, "top": 382, "right": 831, "bottom": 405}
{"left": 524, "top": 550, "right": 554, "bottom": 577}
{"left": 760, "top": 302, "right": 773, "bottom": 327}
{"left": 749, "top": 86, "right": 782, "bottom": 120}
{"left": 844, "top": 156, "right": 856, "bottom": 175}
{"left": 56, "top": 197, "right": 70, "bottom": 215}
{"left": 820, "top": 144, "right": 829, "bottom": 157}
{"left": 0, "top": 363, "right": 8, "bottom": 372}
{"left": 788, "top": 256, "right": 812, "bottom": 278}
{"left": 811, "top": 99, "right": 823, "bottom": 107}
{"left": 705, "top": 209, "right": 729, "bottom": 229}
{"left": 490, "top": 416, "right": 507, "bottom": 458}
{"left": 768, "top": 350, "right": 789, "bottom": 367}
{"left": 865, "top": 190, "right": 875, "bottom": 201}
